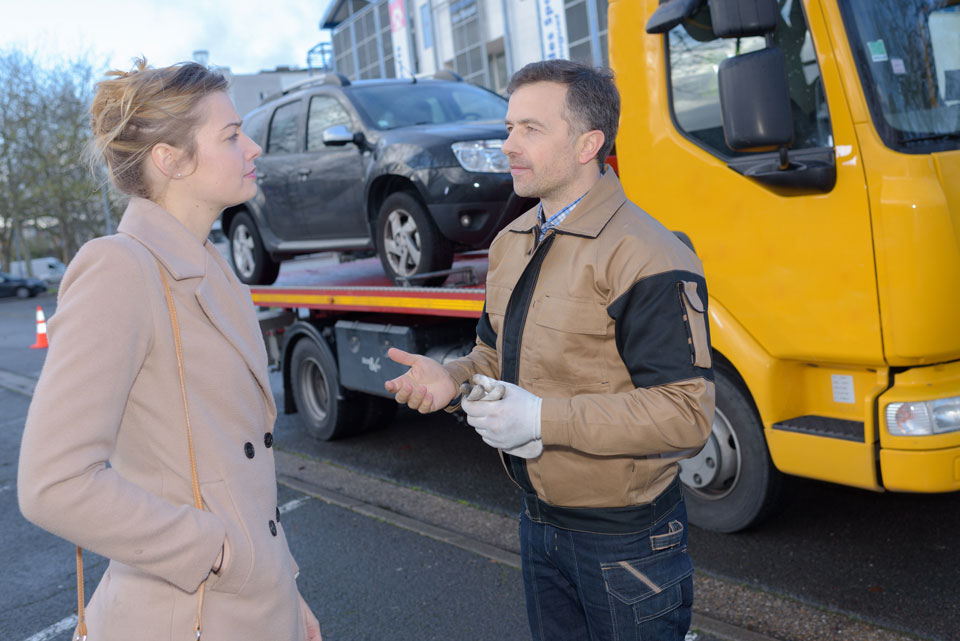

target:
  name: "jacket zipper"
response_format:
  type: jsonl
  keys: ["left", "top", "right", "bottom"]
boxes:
{"left": 677, "top": 282, "right": 696, "bottom": 366}
{"left": 500, "top": 230, "right": 556, "bottom": 489}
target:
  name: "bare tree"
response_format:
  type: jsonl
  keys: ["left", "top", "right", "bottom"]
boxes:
{"left": 0, "top": 48, "right": 117, "bottom": 274}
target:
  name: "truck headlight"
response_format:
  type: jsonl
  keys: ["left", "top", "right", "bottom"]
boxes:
{"left": 451, "top": 140, "right": 509, "bottom": 173}
{"left": 885, "top": 396, "right": 960, "bottom": 435}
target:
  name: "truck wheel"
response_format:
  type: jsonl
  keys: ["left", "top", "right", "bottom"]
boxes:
{"left": 229, "top": 212, "right": 280, "bottom": 285}
{"left": 290, "top": 337, "right": 363, "bottom": 441}
{"left": 376, "top": 192, "right": 452, "bottom": 287}
{"left": 679, "top": 367, "right": 782, "bottom": 533}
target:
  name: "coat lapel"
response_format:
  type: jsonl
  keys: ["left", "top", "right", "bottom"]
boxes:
{"left": 195, "top": 247, "right": 277, "bottom": 420}
{"left": 117, "top": 198, "right": 276, "bottom": 421}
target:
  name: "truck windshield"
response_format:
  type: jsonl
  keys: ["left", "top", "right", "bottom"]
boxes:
{"left": 839, "top": 0, "right": 960, "bottom": 152}
{"left": 347, "top": 83, "right": 507, "bottom": 130}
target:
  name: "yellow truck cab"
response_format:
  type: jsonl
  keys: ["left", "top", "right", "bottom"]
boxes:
{"left": 609, "top": 0, "right": 960, "bottom": 531}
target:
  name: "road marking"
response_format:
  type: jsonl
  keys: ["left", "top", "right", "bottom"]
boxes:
{"left": 22, "top": 615, "right": 77, "bottom": 641}
{"left": 278, "top": 495, "right": 312, "bottom": 515}
{"left": 0, "top": 369, "right": 37, "bottom": 397}
{"left": 0, "top": 483, "right": 12, "bottom": 494}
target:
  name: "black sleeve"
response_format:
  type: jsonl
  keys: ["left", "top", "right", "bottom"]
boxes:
{"left": 606, "top": 270, "right": 713, "bottom": 388}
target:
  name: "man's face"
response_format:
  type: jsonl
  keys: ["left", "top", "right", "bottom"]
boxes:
{"left": 502, "top": 81, "right": 581, "bottom": 202}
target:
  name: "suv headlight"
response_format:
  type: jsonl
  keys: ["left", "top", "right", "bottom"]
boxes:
{"left": 885, "top": 395, "right": 960, "bottom": 435}
{"left": 451, "top": 139, "right": 509, "bottom": 173}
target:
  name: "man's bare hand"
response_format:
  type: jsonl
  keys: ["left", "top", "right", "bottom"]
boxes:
{"left": 384, "top": 347, "right": 458, "bottom": 413}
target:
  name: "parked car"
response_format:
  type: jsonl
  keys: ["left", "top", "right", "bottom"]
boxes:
{"left": 0, "top": 271, "right": 47, "bottom": 298}
{"left": 222, "top": 71, "right": 535, "bottom": 286}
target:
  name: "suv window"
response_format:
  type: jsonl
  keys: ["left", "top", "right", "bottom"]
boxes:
{"left": 347, "top": 83, "right": 507, "bottom": 130}
{"left": 307, "top": 95, "right": 353, "bottom": 152}
{"left": 267, "top": 101, "right": 301, "bottom": 154}
{"left": 244, "top": 108, "right": 270, "bottom": 147}
{"left": 667, "top": 0, "right": 832, "bottom": 156}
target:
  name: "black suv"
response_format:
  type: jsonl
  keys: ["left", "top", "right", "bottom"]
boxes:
{"left": 223, "top": 71, "right": 534, "bottom": 286}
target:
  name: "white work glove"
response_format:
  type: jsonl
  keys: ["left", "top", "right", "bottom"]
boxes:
{"left": 461, "top": 375, "right": 542, "bottom": 458}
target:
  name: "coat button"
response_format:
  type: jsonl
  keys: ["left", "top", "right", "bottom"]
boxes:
{"left": 264, "top": 432, "right": 274, "bottom": 448}
{"left": 268, "top": 520, "right": 277, "bottom": 536}
{"left": 244, "top": 442, "right": 255, "bottom": 458}
{"left": 276, "top": 506, "right": 281, "bottom": 523}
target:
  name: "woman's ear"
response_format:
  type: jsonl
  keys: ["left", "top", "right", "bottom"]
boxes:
{"left": 150, "top": 143, "right": 183, "bottom": 179}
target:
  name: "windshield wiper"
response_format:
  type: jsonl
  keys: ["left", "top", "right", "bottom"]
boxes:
{"left": 899, "top": 132, "right": 960, "bottom": 144}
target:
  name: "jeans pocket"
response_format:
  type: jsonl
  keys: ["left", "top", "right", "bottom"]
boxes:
{"left": 602, "top": 549, "right": 694, "bottom": 638}
{"left": 650, "top": 520, "right": 685, "bottom": 551}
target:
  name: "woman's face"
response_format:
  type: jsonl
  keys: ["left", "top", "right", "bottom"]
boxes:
{"left": 182, "top": 91, "right": 261, "bottom": 211}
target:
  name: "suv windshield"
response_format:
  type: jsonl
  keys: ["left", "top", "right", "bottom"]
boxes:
{"left": 839, "top": 0, "right": 960, "bottom": 152}
{"left": 346, "top": 83, "right": 507, "bottom": 130}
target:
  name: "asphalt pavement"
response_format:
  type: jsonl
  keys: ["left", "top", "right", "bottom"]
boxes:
{"left": 2, "top": 285, "right": 958, "bottom": 641}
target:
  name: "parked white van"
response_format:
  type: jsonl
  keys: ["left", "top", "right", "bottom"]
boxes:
{"left": 10, "top": 257, "right": 67, "bottom": 284}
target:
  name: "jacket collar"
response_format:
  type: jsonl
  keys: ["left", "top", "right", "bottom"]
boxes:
{"left": 117, "top": 197, "right": 277, "bottom": 421}
{"left": 504, "top": 166, "right": 627, "bottom": 238}
{"left": 117, "top": 197, "right": 209, "bottom": 280}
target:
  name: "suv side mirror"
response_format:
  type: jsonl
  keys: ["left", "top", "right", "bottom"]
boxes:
{"left": 718, "top": 47, "right": 793, "bottom": 151}
{"left": 322, "top": 125, "right": 356, "bottom": 146}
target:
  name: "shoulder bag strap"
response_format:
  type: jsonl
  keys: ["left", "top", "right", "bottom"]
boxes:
{"left": 73, "top": 263, "right": 208, "bottom": 641}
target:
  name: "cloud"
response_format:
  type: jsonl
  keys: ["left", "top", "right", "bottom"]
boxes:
{"left": 1, "top": 0, "right": 332, "bottom": 74}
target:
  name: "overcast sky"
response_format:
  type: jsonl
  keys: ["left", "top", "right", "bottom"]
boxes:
{"left": 3, "top": 0, "right": 334, "bottom": 75}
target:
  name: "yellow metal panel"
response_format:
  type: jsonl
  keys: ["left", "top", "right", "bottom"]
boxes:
{"left": 862, "top": 137, "right": 960, "bottom": 364}
{"left": 767, "top": 429, "right": 879, "bottom": 490}
{"left": 880, "top": 447, "right": 960, "bottom": 492}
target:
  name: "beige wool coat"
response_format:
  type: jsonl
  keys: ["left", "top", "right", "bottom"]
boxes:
{"left": 18, "top": 198, "right": 305, "bottom": 641}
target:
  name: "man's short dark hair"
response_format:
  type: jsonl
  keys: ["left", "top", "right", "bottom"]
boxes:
{"left": 506, "top": 60, "right": 619, "bottom": 169}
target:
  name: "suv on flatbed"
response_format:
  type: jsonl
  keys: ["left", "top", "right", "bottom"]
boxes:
{"left": 223, "top": 71, "right": 534, "bottom": 286}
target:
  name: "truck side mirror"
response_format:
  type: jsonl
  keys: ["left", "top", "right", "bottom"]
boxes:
{"left": 718, "top": 47, "right": 794, "bottom": 152}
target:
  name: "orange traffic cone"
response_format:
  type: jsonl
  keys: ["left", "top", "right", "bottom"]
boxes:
{"left": 30, "top": 306, "right": 48, "bottom": 349}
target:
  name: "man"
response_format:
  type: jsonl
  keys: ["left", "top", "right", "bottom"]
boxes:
{"left": 385, "top": 60, "right": 714, "bottom": 641}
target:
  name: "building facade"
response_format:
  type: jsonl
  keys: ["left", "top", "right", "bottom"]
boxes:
{"left": 321, "top": 0, "right": 609, "bottom": 93}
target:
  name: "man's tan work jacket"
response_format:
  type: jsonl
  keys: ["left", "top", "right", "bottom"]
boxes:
{"left": 444, "top": 169, "right": 715, "bottom": 532}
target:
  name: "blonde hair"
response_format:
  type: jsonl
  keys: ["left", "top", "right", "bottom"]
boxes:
{"left": 84, "top": 57, "right": 228, "bottom": 198}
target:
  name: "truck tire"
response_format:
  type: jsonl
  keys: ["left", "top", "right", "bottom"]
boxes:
{"left": 290, "top": 337, "right": 364, "bottom": 441}
{"left": 229, "top": 211, "right": 280, "bottom": 285}
{"left": 376, "top": 192, "right": 452, "bottom": 287}
{"left": 679, "top": 366, "right": 782, "bottom": 533}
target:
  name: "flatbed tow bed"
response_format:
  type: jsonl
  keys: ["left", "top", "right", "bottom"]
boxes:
{"left": 252, "top": 253, "right": 489, "bottom": 440}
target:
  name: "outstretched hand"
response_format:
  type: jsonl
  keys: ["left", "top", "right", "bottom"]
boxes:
{"left": 384, "top": 347, "right": 458, "bottom": 413}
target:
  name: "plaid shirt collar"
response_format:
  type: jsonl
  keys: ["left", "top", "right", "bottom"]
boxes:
{"left": 538, "top": 192, "right": 586, "bottom": 241}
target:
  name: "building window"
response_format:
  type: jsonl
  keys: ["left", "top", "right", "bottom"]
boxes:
{"left": 333, "top": 25, "right": 356, "bottom": 79}
{"left": 565, "top": 0, "right": 608, "bottom": 67}
{"left": 421, "top": 3, "right": 433, "bottom": 49}
{"left": 377, "top": 1, "right": 397, "bottom": 78}
{"left": 449, "top": 0, "right": 488, "bottom": 86}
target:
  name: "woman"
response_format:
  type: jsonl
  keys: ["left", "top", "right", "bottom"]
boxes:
{"left": 17, "top": 59, "right": 322, "bottom": 641}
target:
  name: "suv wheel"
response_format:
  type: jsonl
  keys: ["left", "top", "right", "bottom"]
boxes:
{"left": 376, "top": 192, "right": 452, "bottom": 287}
{"left": 229, "top": 212, "right": 280, "bottom": 285}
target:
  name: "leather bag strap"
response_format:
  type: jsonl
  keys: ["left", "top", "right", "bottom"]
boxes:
{"left": 73, "top": 262, "right": 208, "bottom": 641}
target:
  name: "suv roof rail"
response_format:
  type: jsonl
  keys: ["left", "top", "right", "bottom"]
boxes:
{"left": 260, "top": 72, "right": 351, "bottom": 104}
{"left": 433, "top": 70, "right": 463, "bottom": 82}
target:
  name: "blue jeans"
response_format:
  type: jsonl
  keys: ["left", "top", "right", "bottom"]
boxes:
{"left": 519, "top": 497, "right": 694, "bottom": 641}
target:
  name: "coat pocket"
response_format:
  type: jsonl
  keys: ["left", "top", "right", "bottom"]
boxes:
{"left": 201, "top": 480, "right": 254, "bottom": 595}
{"left": 529, "top": 295, "right": 609, "bottom": 385}
{"left": 678, "top": 281, "right": 711, "bottom": 369}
